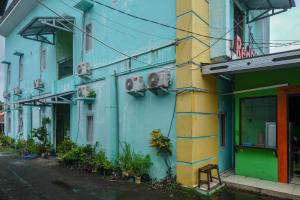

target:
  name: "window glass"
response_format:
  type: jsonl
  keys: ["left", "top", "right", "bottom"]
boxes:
{"left": 240, "top": 96, "right": 277, "bottom": 148}
{"left": 7, "top": 113, "right": 11, "bottom": 133}
{"left": 87, "top": 115, "right": 94, "bottom": 144}
{"left": 85, "top": 23, "right": 92, "bottom": 52}
{"left": 18, "top": 110, "right": 23, "bottom": 133}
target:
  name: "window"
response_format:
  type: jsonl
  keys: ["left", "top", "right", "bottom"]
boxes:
{"left": 40, "top": 44, "right": 47, "bottom": 70}
{"left": 87, "top": 115, "right": 94, "bottom": 144}
{"left": 234, "top": 3, "right": 245, "bottom": 44}
{"left": 240, "top": 96, "right": 277, "bottom": 149}
{"left": 88, "top": 103, "right": 93, "bottom": 111}
{"left": 7, "top": 113, "right": 11, "bottom": 133}
{"left": 85, "top": 23, "right": 92, "bottom": 52}
{"left": 7, "top": 65, "right": 11, "bottom": 86}
{"left": 220, "top": 113, "right": 227, "bottom": 147}
{"left": 19, "top": 55, "right": 24, "bottom": 81}
{"left": 18, "top": 110, "right": 23, "bottom": 133}
{"left": 58, "top": 57, "right": 73, "bottom": 79}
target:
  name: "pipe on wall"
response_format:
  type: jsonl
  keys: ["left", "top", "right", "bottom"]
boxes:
{"left": 114, "top": 70, "right": 120, "bottom": 158}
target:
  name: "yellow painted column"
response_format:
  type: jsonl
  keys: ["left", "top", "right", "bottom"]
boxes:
{"left": 176, "top": 0, "right": 219, "bottom": 187}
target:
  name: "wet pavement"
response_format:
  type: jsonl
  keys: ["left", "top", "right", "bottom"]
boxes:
{"left": 0, "top": 152, "right": 286, "bottom": 200}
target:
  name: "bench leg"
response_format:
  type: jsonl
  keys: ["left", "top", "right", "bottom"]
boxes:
{"left": 216, "top": 168, "right": 222, "bottom": 185}
{"left": 207, "top": 172, "right": 210, "bottom": 191}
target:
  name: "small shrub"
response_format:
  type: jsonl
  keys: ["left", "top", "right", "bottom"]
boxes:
{"left": 57, "top": 138, "right": 76, "bottom": 158}
{"left": 118, "top": 143, "right": 134, "bottom": 176}
{"left": 150, "top": 130, "right": 173, "bottom": 179}
{"left": 61, "top": 146, "right": 86, "bottom": 167}
{"left": 132, "top": 154, "right": 152, "bottom": 177}
{"left": 150, "top": 130, "right": 172, "bottom": 156}
{"left": 0, "top": 134, "right": 15, "bottom": 148}
{"left": 90, "top": 150, "right": 107, "bottom": 171}
{"left": 31, "top": 117, "right": 52, "bottom": 156}
{"left": 118, "top": 143, "right": 152, "bottom": 177}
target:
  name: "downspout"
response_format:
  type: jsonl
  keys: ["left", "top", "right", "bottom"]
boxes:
{"left": 114, "top": 70, "right": 119, "bottom": 158}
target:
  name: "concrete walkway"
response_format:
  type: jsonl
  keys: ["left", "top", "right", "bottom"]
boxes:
{"left": 222, "top": 173, "right": 300, "bottom": 200}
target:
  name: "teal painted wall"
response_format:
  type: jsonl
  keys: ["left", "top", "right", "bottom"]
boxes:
{"left": 234, "top": 67, "right": 300, "bottom": 181}
{"left": 218, "top": 77, "right": 234, "bottom": 172}
{"left": 3, "top": 0, "right": 176, "bottom": 180}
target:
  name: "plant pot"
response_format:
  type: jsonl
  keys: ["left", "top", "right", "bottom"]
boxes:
{"left": 135, "top": 176, "right": 141, "bottom": 184}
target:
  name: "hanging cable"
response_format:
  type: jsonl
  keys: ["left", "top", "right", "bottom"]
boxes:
{"left": 90, "top": 0, "right": 300, "bottom": 46}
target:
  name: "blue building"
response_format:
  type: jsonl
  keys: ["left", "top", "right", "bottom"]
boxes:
{"left": 0, "top": 0, "right": 287, "bottom": 186}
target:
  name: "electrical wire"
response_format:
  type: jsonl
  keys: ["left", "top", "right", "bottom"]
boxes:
{"left": 186, "top": 3, "right": 267, "bottom": 63}
{"left": 37, "top": 0, "right": 164, "bottom": 70}
{"left": 66, "top": 0, "right": 174, "bottom": 41}
{"left": 90, "top": 0, "right": 300, "bottom": 46}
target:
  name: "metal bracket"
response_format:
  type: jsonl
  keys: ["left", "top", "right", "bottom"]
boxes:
{"left": 247, "top": 8, "right": 288, "bottom": 24}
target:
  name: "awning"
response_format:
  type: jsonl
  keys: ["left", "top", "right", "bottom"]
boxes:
{"left": 237, "top": 0, "right": 296, "bottom": 23}
{"left": 19, "top": 17, "right": 74, "bottom": 44}
{"left": 18, "top": 91, "right": 75, "bottom": 106}
{"left": 240, "top": 0, "right": 295, "bottom": 10}
{"left": 202, "top": 49, "right": 300, "bottom": 75}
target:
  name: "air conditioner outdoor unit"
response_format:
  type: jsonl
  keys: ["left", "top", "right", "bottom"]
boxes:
{"left": 34, "top": 78, "right": 44, "bottom": 90}
{"left": 125, "top": 76, "right": 146, "bottom": 96}
{"left": 77, "top": 86, "right": 91, "bottom": 98}
{"left": 3, "top": 91, "right": 10, "bottom": 99}
{"left": 147, "top": 70, "right": 171, "bottom": 94}
{"left": 14, "top": 87, "right": 22, "bottom": 96}
{"left": 77, "top": 62, "right": 91, "bottom": 77}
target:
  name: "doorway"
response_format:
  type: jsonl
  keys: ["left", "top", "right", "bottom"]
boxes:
{"left": 55, "top": 104, "right": 70, "bottom": 147}
{"left": 288, "top": 95, "right": 300, "bottom": 184}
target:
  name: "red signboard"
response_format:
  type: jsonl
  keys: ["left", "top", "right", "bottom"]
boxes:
{"left": 234, "top": 35, "right": 256, "bottom": 59}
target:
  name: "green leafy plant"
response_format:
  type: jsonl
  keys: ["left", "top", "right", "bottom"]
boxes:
{"left": 87, "top": 90, "right": 96, "bottom": 98}
{"left": 31, "top": 117, "right": 52, "bottom": 156}
{"left": 118, "top": 143, "right": 134, "bottom": 176}
{"left": 150, "top": 130, "right": 172, "bottom": 155}
{"left": 150, "top": 129, "right": 173, "bottom": 179}
{"left": 57, "top": 137, "right": 76, "bottom": 158}
{"left": 61, "top": 146, "right": 86, "bottom": 167}
{"left": 118, "top": 143, "right": 152, "bottom": 178}
{"left": 0, "top": 134, "right": 15, "bottom": 148}
{"left": 132, "top": 154, "right": 152, "bottom": 177}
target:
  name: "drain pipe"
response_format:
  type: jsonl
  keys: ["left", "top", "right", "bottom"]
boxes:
{"left": 114, "top": 70, "right": 120, "bottom": 158}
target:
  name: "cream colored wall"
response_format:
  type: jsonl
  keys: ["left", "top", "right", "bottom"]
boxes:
{"left": 176, "top": 0, "right": 219, "bottom": 187}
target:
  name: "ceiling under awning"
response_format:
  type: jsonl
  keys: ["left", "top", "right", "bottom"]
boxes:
{"left": 19, "top": 17, "right": 74, "bottom": 45}
{"left": 237, "top": 0, "right": 296, "bottom": 23}
{"left": 18, "top": 91, "right": 75, "bottom": 106}
{"left": 202, "top": 49, "right": 300, "bottom": 75}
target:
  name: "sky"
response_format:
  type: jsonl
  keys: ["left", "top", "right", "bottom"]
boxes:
{"left": 270, "top": 0, "right": 300, "bottom": 53}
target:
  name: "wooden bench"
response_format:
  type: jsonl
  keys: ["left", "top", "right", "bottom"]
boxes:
{"left": 198, "top": 164, "right": 222, "bottom": 191}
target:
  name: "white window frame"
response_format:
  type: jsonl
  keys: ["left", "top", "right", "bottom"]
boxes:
{"left": 86, "top": 115, "right": 94, "bottom": 144}
{"left": 18, "top": 110, "right": 23, "bottom": 133}
{"left": 40, "top": 44, "right": 47, "bottom": 71}
{"left": 19, "top": 55, "right": 24, "bottom": 81}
